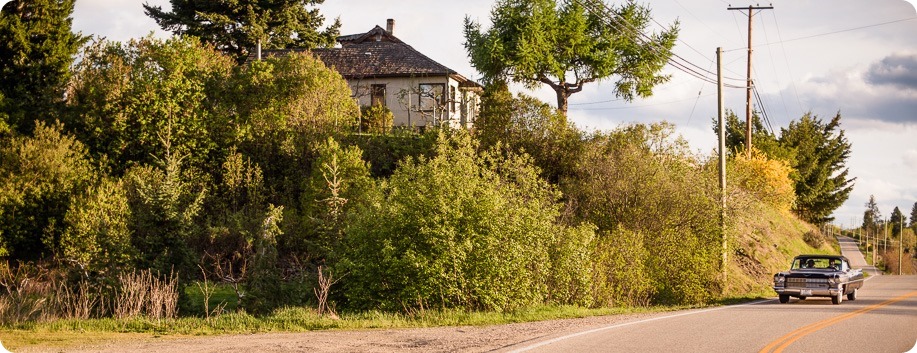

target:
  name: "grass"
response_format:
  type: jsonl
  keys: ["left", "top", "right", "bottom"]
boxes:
{"left": 0, "top": 303, "right": 703, "bottom": 351}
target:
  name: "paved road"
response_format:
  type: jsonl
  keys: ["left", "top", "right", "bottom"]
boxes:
{"left": 503, "top": 237, "right": 917, "bottom": 353}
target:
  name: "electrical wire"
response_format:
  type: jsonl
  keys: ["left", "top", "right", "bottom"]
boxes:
{"left": 725, "top": 16, "right": 917, "bottom": 52}
{"left": 771, "top": 9, "right": 804, "bottom": 116}
{"left": 758, "top": 10, "right": 791, "bottom": 124}
{"left": 570, "top": 0, "right": 748, "bottom": 89}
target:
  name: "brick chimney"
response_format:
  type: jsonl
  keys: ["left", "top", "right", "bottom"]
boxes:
{"left": 386, "top": 19, "right": 395, "bottom": 35}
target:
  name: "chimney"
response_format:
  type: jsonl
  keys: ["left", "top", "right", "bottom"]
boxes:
{"left": 386, "top": 19, "right": 395, "bottom": 35}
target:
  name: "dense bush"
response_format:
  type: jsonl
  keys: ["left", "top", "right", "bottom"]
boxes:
{"left": 340, "top": 132, "right": 593, "bottom": 311}
{"left": 565, "top": 123, "right": 722, "bottom": 305}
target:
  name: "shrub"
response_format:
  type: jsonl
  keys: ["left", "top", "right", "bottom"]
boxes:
{"left": 359, "top": 105, "right": 394, "bottom": 134}
{"left": 341, "top": 132, "right": 592, "bottom": 312}
{"left": 802, "top": 230, "right": 826, "bottom": 249}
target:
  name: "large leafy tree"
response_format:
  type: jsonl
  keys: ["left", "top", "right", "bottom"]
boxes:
{"left": 143, "top": 0, "right": 341, "bottom": 63}
{"left": 0, "top": 0, "right": 87, "bottom": 133}
{"left": 464, "top": 0, "right": 676, "bottom": 118}
{"left": 780, "top": 113, "right": 854, "bottom": 224}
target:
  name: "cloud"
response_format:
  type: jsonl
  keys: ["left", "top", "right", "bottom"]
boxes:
{"left": 864, "top": 53, "right": 917, "bottom": 90}
{"left": 790, "top": 56, "right": 917, "bottom": 125}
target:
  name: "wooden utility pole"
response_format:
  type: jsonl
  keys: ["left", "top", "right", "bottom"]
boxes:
{"left": 728, "top": 5, "right": 773, "bottom": 157}
{"left": 900, "top": 217, "right": 904, "bottom": 275}
{"left": 717, "top": 47, "right": 727, "bottom": 280}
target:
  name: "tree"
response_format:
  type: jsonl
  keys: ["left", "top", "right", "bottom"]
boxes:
{"left": 0, "top": 121, "right": 94, "bottom": 260}
{"left": 910, "top": 201, "right": 917, "bottom": 230}
{"left": 889, "top": 206, "right": 905, "bottom": 236}
{"left": 143, "top": 0, "right": 341, "bottom": 63}
{"left": 473, "top": 82, "right": 584, "bottom": 184}
{"left": 67, "top": 36, "right": 235, "bottom": 174}
{"left": 862, "top": 195, "right": 881, "bottom": 236}
{"left": 713, "top": 110, "right": 795, "bottom": 163}
{"left": 0, "top": 0, "right": 87, "bottom": 133}
{"left": 779, "top": 113, "right": 854, "bottom": 224}
{"left": 464, "top": 0, "right": 677, "bottom": 118}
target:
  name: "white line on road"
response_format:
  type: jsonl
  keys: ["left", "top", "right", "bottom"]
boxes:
{"left": 506, "top": 299, "right": 774, "bottom": 353}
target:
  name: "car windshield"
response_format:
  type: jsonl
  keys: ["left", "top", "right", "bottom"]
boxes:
{"left": 791, "top": 257, "right": 840, "bottom": 270}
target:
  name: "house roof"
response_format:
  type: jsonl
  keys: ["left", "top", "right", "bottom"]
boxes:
{"left": 253, "top": 25, "right": 482, "bottom": 89}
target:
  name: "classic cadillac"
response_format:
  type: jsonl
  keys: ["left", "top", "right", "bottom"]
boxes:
{"left": 773, "top": 255, "right": 864, "bottom": 305}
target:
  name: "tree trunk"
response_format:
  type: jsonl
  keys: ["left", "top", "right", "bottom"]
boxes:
{"left": 555, "top": 90, "right": 569, "bottom": 120}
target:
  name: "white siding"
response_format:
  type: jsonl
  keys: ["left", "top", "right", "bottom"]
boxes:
{"left": 348, "top": 76, "right": 477, "bottom": 129}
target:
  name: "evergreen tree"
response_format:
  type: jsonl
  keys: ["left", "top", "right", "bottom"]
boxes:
{"left": 143, "top": 0, "right": 341, "bottom": 63}
{"left": 862, "top": 195, "right": 881, "bottom": 236}
{"left": 889, "top": 206, "right": 904, "bottom": 236}
{"left": 779, "top": 112, "right": 854, "bottom": 224}
{"left": 712, "top": 110, "right": 795, "bottom": 163}
{"left": 0, "top": 0, "right": 87, "bottom": 134}
{"left": 910, "top": 201, "right": 917, "bottom": 231}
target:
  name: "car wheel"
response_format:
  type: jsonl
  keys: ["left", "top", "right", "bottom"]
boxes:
{"left": 847, "top": 287, "right": 857, "bottom": 301}
{"left": 798, "top": 296, "right": 807, "bottom": 300}
{"left": 779, "top": 295, "right": 789, "bottom": 303}
{"left": 832, "top": 288, "right": 843, "bottom": 305}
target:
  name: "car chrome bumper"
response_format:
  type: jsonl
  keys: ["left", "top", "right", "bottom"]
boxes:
{"left": 774, "top": 287, "right": 842, "bottom": 297}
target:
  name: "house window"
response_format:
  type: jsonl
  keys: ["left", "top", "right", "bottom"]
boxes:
{"left": 418, "top": 83, "right": 445, "bottom": 111}
{"left": 371, "top": 84, "right": 386, "bottom": 107}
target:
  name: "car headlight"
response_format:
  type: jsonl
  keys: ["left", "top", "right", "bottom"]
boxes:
{"left": 775, "top": 275, "right": 785, "bottom": 283}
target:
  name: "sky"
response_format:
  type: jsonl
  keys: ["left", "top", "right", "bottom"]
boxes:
{"left": 67, "top": 0, "right": 917, "bottom": 228}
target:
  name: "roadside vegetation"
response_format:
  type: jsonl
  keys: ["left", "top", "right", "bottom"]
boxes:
{"left": 0, "top": 0, "right": 879, "bottom": 350}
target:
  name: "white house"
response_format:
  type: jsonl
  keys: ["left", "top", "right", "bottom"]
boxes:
{"left": 262, "top": 19, "right": 482, "bottom": 130}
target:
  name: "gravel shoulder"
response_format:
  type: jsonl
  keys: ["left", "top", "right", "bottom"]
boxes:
{"left": 14, "top": 311, "right": 679, "bottom": 353}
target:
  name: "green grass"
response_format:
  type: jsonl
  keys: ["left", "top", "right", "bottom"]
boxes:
{"left": 1, "top": 300, "right": 764, "bottom": 351}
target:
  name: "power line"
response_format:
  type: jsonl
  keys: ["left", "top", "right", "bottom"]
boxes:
{"left": 771, "top": 10, "right": 804, "bottom": 116}
{"left": 571, "top": 0, "right": 747, "bottom": 89}
{"left": 725, "top": 16, "right": 917, "bottom": 51}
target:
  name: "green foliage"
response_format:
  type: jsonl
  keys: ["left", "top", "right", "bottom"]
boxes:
{"left": 862, "top": 195, "right": 882, "bottom": 235}
{"left": 66, "top": 36, "right": 235, "bottom": 174}
{"left": 341, "top": 132, "right": 591, "bottom": 311}
{"left": 779, "top": 113, "right": 854, "bottom": 224}
{"left": 124, "top": 154, "right": 205, "bottom": 279}
{"left": 59, "top": 178, "right": 134, "bottom": 276}
{"left": 226, "top": 52, "right": 359, "bottom": 209}
{"left": 359, "top": 105, "right": 394, "bottom": 134}
{"left": 143, "top": 0, "right": 341, "bottom": 63}
{"left": 464, "top": 0, "right": 677, "bottom": 116}
{"left": 244, "top": 205, "right": 285, "bottom": 315}
{"left": 714, "top": 110, "right": 796, "bottom": 163}
{"left": 0, "top": 121, "right": 94, "bottom": 260}
{"left": 0, "top": 0, "right": 88, "bottom": 133}
{"left": 910, "top": 201, "right": 917, "bottom": 231}
{"left": 565, "top": 123, "right": 720, "bottom": 305}
{"left": 590, "top": 227, "right": 655, "bottom": 307}
{"left": 474, "top": 83, "right": 584, "bottom": 183}
{"left": 342, "top": 129, "right": 439, "bottom": 178}
{"left": 889, "top": 206, "right": 905, "bottom": 235}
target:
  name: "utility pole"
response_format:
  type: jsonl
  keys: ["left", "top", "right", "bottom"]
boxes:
{"left": 717, "top": 47, "right": 727, "bottom": 281}
{"left": 728, "top": 4, "right": 773, "bottom": 157}
{"left": 900, "top": 217, "right": 904, "bottom": 275}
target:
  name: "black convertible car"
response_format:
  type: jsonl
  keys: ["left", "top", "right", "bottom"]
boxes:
{"left": 773, "top": 255, "right": 865, "bottom": 305}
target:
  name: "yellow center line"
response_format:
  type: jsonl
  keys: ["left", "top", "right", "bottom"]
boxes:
{"left": 759, "top": 290, "right": 917, "bottom": 353}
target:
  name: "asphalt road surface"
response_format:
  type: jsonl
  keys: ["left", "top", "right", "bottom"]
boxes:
{"left": 505, "top": 237, "right": 917, "bottom": 353}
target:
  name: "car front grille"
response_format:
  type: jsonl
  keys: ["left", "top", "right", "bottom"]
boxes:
{"left": 786, "top": 277, "right": 829, "bottom": 288}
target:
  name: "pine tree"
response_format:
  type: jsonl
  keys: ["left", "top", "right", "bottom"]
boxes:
{"left": 889, "top": 206, "right": 904, "bottom": 236}
{"left": 143, "top": 0, "right": 340, "bottom": 63}
{"left": 862, "top": 195, "right": 881, "bottom": 235}
{"left": 0, "top": 0, "right": 87, "bottom": 134}
{"left": 779, "top": 112, "right": 855, "bottom": 224}
{"left": 910, "top": 201, "right": 917, "bottom": 231}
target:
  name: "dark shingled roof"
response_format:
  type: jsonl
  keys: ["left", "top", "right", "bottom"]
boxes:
{"left": 253, "top": 25, "right": 481, "bottom": 88}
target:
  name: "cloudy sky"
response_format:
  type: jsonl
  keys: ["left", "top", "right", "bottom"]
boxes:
{"left": 69, "top": 0, "right": 917, "bottom": 227}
